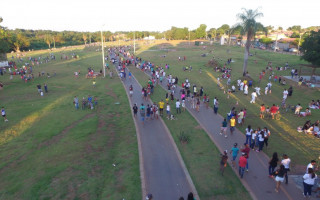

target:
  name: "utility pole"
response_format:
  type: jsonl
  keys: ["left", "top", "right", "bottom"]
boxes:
{"left": 189, "top": 30, "right": 190, "bottom": 46}
{"left": 274, "top": 33, "right": 278, "bottom": 52}
{"left": 297, "top": 33, "right": 302, "bottom": 55}
{"left": 134, "top": 31, "right": 136, "bottom": 54}
{"left": 100, "top": 29, "right": 105, "bottom": 77}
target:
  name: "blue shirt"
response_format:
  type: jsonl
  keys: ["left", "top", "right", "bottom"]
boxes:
{"left": 231, "top": 147, "right": 239, "bottom": 157}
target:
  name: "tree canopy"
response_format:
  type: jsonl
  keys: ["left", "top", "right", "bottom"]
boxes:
{"left": 301, "top": 31, "right": 320, "bottom": 66}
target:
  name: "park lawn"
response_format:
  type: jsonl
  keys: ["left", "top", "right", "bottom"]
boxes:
{"left": 128, "top": 65, "right": 251, "bottom": 200}
{"left": 132, "top": 40, "right": 320, "bottom": 170}
{"left": 0, "top": 47, "right": 141, "bottom": 199}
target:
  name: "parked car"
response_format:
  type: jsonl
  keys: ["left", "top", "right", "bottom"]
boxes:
{"left": 289, "top": 48, "right": 298, "bottom": 53}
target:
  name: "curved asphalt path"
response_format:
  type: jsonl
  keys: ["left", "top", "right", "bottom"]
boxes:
{"left": 138, "top": 67, "right": 304, "bottom": 200}
{"left": 109, "top": 52, "right": 197, "bottom": 200}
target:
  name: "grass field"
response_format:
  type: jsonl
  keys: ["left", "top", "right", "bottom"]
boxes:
{"left": 0, "top": 46, "right": 141, "bottom": 199}
{"left": 128, "top": 64, "right": 250, "bottom": 200}
{"left": 131, "top": 40, "right": 320, "bottom": 170}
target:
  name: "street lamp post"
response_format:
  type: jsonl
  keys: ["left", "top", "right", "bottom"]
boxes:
{"left": 100, "top": 29, "right": 105, "bottom": 77}
{"left": 297, "top": 33, "right": 302, "bottom": 55}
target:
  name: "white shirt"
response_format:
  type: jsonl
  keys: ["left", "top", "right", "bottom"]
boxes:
{"left": 281, "top": 158, "right": 291, "bottom": 169}
{"left": 283, "top": 90, "right": 288, "bottom": 99}
{"left": 251, "top": 133, "right": 257, "bottom": 139}
{"left": 166, "top": 105, "right": 170, "bottom": 111}
{"left": 246, "top": 128, "right": 252, "bottom": 136}
{"left": 306, "top": 163, "right": 315, "bottom": 173}
{"left": 251, "top": 92, "right": 257, "bottom": 99}
{"left": 176, "top": 101, "right": 180, "bottom": 108}
{"left": 258, "top": 134, "right": 264, "bottom": 142}
{"left": 303, "top": 173, "right": 317, "bottom": 185}
{"left": 1, "top": 109, "right": 5, "bottom": 116}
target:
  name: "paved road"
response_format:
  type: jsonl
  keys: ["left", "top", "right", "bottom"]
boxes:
{"left": 110, "top": 54, "right": 196, "bottom": 199}
{"left": 139, "top": 68, "right": 304, "bottom": 200}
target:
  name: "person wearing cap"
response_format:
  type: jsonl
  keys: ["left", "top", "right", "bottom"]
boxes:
{"left": 230, "top": 143, "right": 239, "bottom": 168}
{"left": 238, "top": 153, "right": 247, "bottom": 178}
{"left": 220, "top": 150, "right": 228, "bottom": 176}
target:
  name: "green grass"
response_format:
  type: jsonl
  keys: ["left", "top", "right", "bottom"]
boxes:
{"left": 0, "top": 47, "right": 141, "bottom": 199}
{"left": 129, "top": 65, "right": 251, "bottom": 200}
{"left": 132, "top": 40, "right": 320, "bottom": 170}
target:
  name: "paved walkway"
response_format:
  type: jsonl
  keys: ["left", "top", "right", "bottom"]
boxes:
{"left": 110, "top": 54, "right": 197, "bottom": 199}
{"left": 138, "top": 69, "right": 304, "bottom": 200}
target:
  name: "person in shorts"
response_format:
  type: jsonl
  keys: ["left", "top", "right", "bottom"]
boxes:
{"left": 230, "top": 116, "right": 236, "bottom": 134}
{"left": 129, "top": 85, "right": 133, "bottom": 97}
{"left": 140, "top": 103, "right": 145, "bottom": 125}
{"left": 220, "top": 118, "right": 228, "bottom": 137}
{"left": 230, "top": 143, "right": 239, "bottom": 167}
{"left": 133, "top": 104, "right": 138, "bottom": 117}
{"left": 274, "top": 164, "right": 285, "bottom": 193}
{"left": 2, "top": 107, "right": 8, "bottom": 122}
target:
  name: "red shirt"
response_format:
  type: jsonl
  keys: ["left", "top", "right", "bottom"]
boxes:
{"left": 239, "top": 156, "right": 247, "bottom": 168}
{"left": 270, "top": 106, "right": 278, "bottom": 114}
{"left": 241, "top": 147, "right": 250, "bottom": 158}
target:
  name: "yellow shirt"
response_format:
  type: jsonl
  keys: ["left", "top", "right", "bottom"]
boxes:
{"left": 159, "top": 101, "right": 164, "bottom": 109}
{"left": 243, "top": 80, "right": 247, "bottom": 85}
{"left": 230, "top": 119, "right": 236, "bottom": 127}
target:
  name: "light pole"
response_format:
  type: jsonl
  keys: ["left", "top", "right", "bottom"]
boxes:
{"left": 189, "top": 30, "right": 190, "bottom": 46}
{"left": 274, "top": 33, "right": 278, "bottom": 52}
{"left": 297, "top": 33, "right": 302, "bottom": 55}
{"left": 134, "top": 31, "right": 136, "bottom": 54}
{"left": 100, "top": 28, "right": 106, "bottom": 77}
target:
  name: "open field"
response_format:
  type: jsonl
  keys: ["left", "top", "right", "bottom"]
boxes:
{"left": 0, "top": 47, "right": 141, "bottom": 199}
{"left": 131, "top": 40, "right": 320, "bottom": 169}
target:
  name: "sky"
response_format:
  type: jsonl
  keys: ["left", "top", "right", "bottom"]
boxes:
{"left": 0, "top": 0, "right": 319, "bottom": 32}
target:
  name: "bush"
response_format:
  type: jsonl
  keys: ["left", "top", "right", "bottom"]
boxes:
{"left": 178, "top": 131, "right": 190, "bottom": 144}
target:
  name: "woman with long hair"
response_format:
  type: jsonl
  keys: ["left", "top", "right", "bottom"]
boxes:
{"left": 303, "top": 168, "right": 317, "bottom": 199}
{"left": 269, "top": 152, "right": 279, "bottom": 177}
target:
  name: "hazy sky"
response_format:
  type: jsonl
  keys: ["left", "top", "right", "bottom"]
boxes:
{"left": 1, "top": 0, "right": 319, "bottom": 32}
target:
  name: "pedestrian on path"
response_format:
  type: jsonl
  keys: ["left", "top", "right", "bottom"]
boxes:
{"left": 263, "top": 127, "right": 271, "bottom": 149}
{"left": 129, "top": 85, "right": 133, "bottom": 97}
{"left": 213, "top": 98, "right": 219, "bottom": 114}
{"left": 220, "top": 118, "right": 228, "bottom": 138}
{"left": 250, "top": 130, "right": 258, "bottom": 150}
{"left": 230, "top": 116, "right": 236, "bottom": 134}
{"left": 220, "top": 150, "right": 228, "bottom": 176}
{"left": 281, "top": 154, "right": 291, "bottom": 184}
{"left": 140, "top": 103, "right": 146, "bottom": 125}
{"left": 187, "top": 192, "right": 195, "bottom": 200}
{"left": 230, "top": 143, "right": 239, "bottom": 167}
{"left": 166, "top": 103, "right": 171, "bottom": 119}
{"left": 303, "top": 168, "right": 317, "bottom": 198}
{"left": 241, "top": 143, "right": 250, "bottom": 172}
{"left": 268, "top": 152, "right": 279, "bottom": 177}
{"left": 274, "top": 164, "right": 285, "bottom": 193}
{"left": 1, "top": 107, "right": 8, "bottom": 122}
{"left": 256, "top": 131, "right": 265, "bottom": 152}
{"left": 133, "top": 104, "right": 138, "bottom": 117}
{"left": 238, "top": 153, "right": 247, "bottom": 178}
{"left": 245, "top": 125, "right": 252, "bottom": 145}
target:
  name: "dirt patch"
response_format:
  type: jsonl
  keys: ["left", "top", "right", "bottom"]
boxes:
{"left": 38, "top": 113, "right": 95, "bottom": 149}
{"left": 194, "top": 125, "right": 203, "bottom": 130}
{"left": 105, "top": 84, "right": 118, "bottom": 100}
{"left": 115, "top": 169, "right": 125, "bottom": 192}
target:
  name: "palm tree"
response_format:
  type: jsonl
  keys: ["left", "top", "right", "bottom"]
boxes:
{"left": 237, "top": 8, "right": 263, "bottom": 76}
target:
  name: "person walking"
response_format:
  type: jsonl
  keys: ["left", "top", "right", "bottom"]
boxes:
{"left": 159, "top": 99, "right": 164, "bottom": 116}
{"left": 256, "top": 131, "right": 265, "bottom": 152}
{"left": 303, "top": 168, "right": 317, "bottom": 199}
{"left": 230, "top": 143, "right": 239, "bottom": 167}
{"left": 166, "top": 103, "right": 171, "bottom": 119}
{"left": 274, "top": 164, "right": 286, "bottom": 193}
{"left": 220, "top": 118, "right": 228, "bottom": 138}
{"left": 133, "top": 104, "right": 138, "bottom": 117}
{"left": 245, "top": 125, "right": 252, "bottom": 145}
{"left": 269, "top": 152, "right": 279, "bottom": 177}
{"left": 74, "top": 96, "right": 79, "bottom": 109}
{"left": 187, "top": 192, "right": 195, "bottom": 200}
{"left": 263, "top": 127, "right": 271, "bottom": 149}
{"left": 281, "top": 154, "right": 291, "bottom": 184}
{"left": 140, "top": 103, "right": 146, "bottom": 125}
{"left": 1, "top": 107, "right": 8, "bottom": 122}
{"left": 220, "top": 150, "right": 228, "bottom": 176}
{"left": 44, "top": 83, "right": 48, "bottom": 93}
{"left": 241, "top": 143, "right": 250, "bottom": 172}
{"left": 176, "top": 99, "right": 181, "bottom": 114}
{"left": 230, "top": 116, "right": 236, "bottom": 135}
{"left": 238, "top": 153, "right": 247, "bottom": 178}
{"left": 213, "top": 98, "right": 219, "bottom": 114}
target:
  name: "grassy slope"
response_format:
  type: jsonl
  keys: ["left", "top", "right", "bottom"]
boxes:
{"left": 0, "top": 47, "right": 141, "bottom": 199}
{"left": 134, "top": 41, "right": 320, "bottom": 169}
{"left": 129, "top": 65, "right": 250, "bottom": 200}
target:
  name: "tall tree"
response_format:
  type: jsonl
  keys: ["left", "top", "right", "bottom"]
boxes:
{"left": 82, "top": 33, "right": 87, "bottom": 45}
{"left": 195, "top": 24, "right": 207, "bottom": 39}
{"left": 44, "top": 34, "right": 52, "bottom": 48}
{"left": 301, "top": 31, "right": 320, "bottom": 75}
{"left": 0, "top": 17, "right": 10, "bottom": 60}
{"left": 237, "top": 8, "right": 263, "bottom": 76}
{"left": 12, "top": 33, "right": 30, "bottom": 52}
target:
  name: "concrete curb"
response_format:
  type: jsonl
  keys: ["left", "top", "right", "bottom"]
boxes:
{"left": 112, "top": 67, "right": 147, "bottom": 200}
{"left": 129, "top": 68, "right": 200, "bottom": 200}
